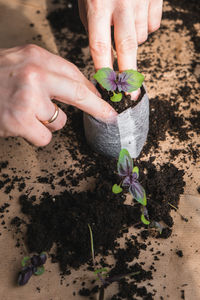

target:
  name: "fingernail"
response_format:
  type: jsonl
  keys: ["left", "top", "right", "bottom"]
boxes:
{"left": 130, "top": 89, "right": 141, "bottom": 100}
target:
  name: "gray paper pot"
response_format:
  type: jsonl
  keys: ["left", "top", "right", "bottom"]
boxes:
{"left": 83, "top": 86, "right": 149, "bottom": 159}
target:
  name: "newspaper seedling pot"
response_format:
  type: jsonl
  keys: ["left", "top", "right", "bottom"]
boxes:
{"left": 83, "top": 85, "right": 149, "bottom": 159}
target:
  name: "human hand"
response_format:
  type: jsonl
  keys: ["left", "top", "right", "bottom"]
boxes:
{"left": 0, "top": 45, "right": 117, "bottom": 146}
{"left": 78, "top": 0, "right": 163, "bottom": 99}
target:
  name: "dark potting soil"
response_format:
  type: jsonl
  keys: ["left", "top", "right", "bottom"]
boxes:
{"left": 96, "top": 84, "right": 146, "bottom": 114}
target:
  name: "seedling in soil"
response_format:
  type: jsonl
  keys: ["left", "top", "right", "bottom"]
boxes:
{"left": 168, "top": 202, "right": 188, "bottom": 222}
{"left": 112, "top": 149, "right": 146, "bottom": 206}
{"left": 88, "top": 224, "right": 140, "bottom": 300}
{"left": 94, "top": 68, "right": 144, "bottom": 102}
{"left": 112, "top": 149, "right": 164, "bottom": 233}
{"left": 18, "top": 252, "right": 47, "bottom": 286}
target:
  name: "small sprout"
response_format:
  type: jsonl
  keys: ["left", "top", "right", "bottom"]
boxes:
{"left": 132, "top": 166, "right": 139, "bottom": 176}
{"left": 112, "top": 184, "right": 122, "bottom": 194}
{"left": 168, "top": 202, "right": 188, "bottom": 222}
{"left": 150, "top": 221, "right": 164, "bottom": 234}
{"left": 141, "top": 214, "right": 150, "bottom": 225}
{"left": 110, "top": 92, "right": 122, "bottom": 102}
{"left": 94, "top": 268, "right": 108, "bottom": 277}
{"left": 113, "top": 148, "right": 147, "bottom": 206}
{"left": 18, "top": 252, "right": 47, "bottom": 286}
{"left": 34, "top": 266, "right": 45, "bottom": 276}
{"left": 21, "top": 256, "right": 30, "bottom": 267}
{"left": 94, "top": 68, "right": 144, "bottom": 102}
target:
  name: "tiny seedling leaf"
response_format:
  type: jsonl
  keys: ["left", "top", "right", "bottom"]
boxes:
{"left": 21, "top": 256, "right": 30, "bottom": 267}
{"left": 141, "top": 214, "right": 150, "bottom": 225}
{"left": 110, "top": 92, "right": 122, "bottom": 102}
{"left": 117, "top": 148, "right": 133, "bottom": 177}
{"left": 34, "top": 266, "right": 45, "bottom": 276}
{"left": 118, "top": 70, "right": 144, "bottom": 92}
{"left": 93, "top": 68, "right": 117, "bottom": 91}
{"left": 94, "top": 268, "right": 108, "bottom": 275}
{"left": 112, "top": 184, "right": 122, "bottom": 194}
{"left": 130, "top": 184, "right": 147, "bottom": 206}
{"left": 132, "top": 166, "right": 139, "bottom": 177}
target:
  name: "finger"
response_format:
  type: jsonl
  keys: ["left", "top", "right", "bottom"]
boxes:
{"left": 135, "top": 0, "right": 149, "bottom": 44}
{"left": 45, "top": 55, "right": 101, "bottom": 97}
{"left": 21, "top": 118, "right": 52, "bottom": 147}
{"left": 87, "top": 9, "right": 112, "bottom": 69}
{"left": 148, "top": 0, "right": 163, "bottom": 33}
{"left": 36, "top": 99, "right": 67, "bottom": 132}
{"left": 113, "top": 9, "right": 137, "bottom": 71}
{"left": 19, "top": 45, "right": 101, "bottom": 98}
{"left": 44, "top": 73, "right": 117, "bottom": 120}
{"left": 113, "top": 7, "right": 140, "bottom": 100}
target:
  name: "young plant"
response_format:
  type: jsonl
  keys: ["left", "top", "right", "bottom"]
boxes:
{"left": 112, "top": 148, "right": 163, "bottom": 233}
{"left": 94, "top": 68, "right": 144, "bottom": 102}
{"left": 18, "top": 252, "right": 47, "bottom": 286}
{"left": 112, "top": 149, "right": 146, "bottom": 206}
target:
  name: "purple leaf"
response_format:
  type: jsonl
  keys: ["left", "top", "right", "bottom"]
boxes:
{"left": 93, "top": 68, "right": 117, "bottom": 91}
{"left": 118, "top": 70, "right": 144, "bottom": 92}
{"left": 117, "top": 149, "right": 133, "bottom": 177}
{"left": 117, "top": 72, "right": 132, "bottom": 92}
{"left": 31, "top": 253, "right": 47, "bottom": 267}
{"left": 129, "top": 182, "right": 147, "bottom": 206}
{"left": 18, "top": 266, "right": 33, "bottom": 286}
{"left": 122, "top": 176, "right": 131, "bottom": 187}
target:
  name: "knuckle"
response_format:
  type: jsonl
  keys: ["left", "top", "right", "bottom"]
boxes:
{"left": 118, "top": 37, "right": 138, "bottom": 54}
{"left": 90, "top": 40, "right": 109, "bottom": 55}
{"left": 22, "top": 44, "right": 43, "bottom": 60}
{"left": 75, "top": 82, "right": 88, "bottom": 102}
{"left": 88, "top": 1, "right": 107, "bottom": 15}
{"left": 118, "top": 0, "right": 131, "bottom": 11}
{"left": 13, "top": 89, "right": 34, "bottom": 111}
{"left": 19, "top": 64, "right": 40, "bottom": 83}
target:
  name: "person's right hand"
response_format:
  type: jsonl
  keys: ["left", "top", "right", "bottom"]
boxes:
{"left": 0, "top": 44, "right": 117, "bottom": 146}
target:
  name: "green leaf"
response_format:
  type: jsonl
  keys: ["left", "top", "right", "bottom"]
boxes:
{"left": 93, "top": 68, "right": 116, "bottom": 91}
{"left": 122, "top": 70, "right": 144, "bottom": 92}
{"left": 34, "top": 266, "right": 45, "bottom": 276}
{"left": 94, "top": 268, "right": 108, "bottom": 275}
{"left": 112, "top": 184, "right": 122, "bottom": 194}
{"left": 141, "top": 214, "right": 150, "bottom": 225}
{"left": 21, "top": 256, "right": 30, "bottom": 267}
{"left": 110, "top": 92, "right": 122, "bottom": 102}
{"left": 132, "top": 166, "right": 139, "bottom": 176}
{"left": 88, "top": 224, "right": 95, "bottom": 264}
